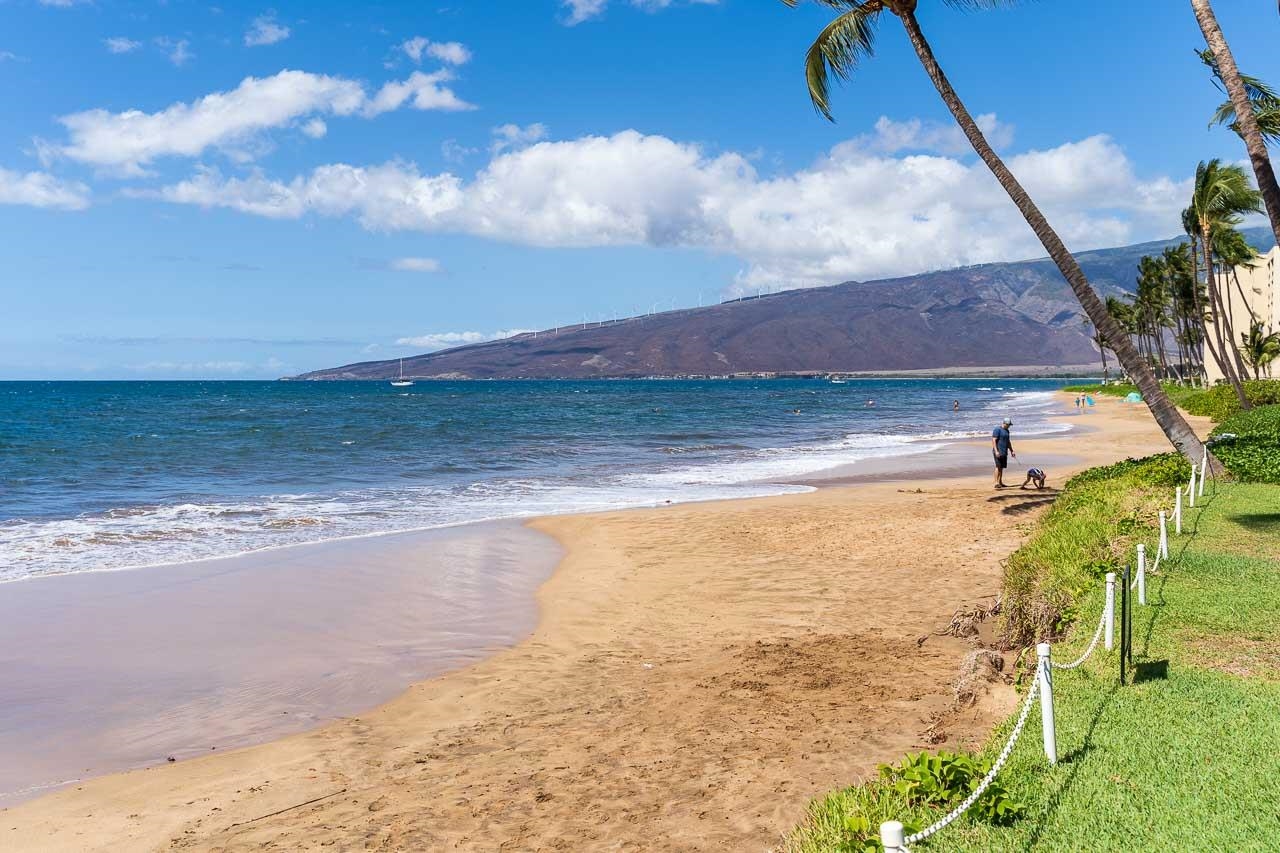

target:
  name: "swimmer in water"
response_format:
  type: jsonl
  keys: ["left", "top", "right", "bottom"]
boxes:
{"left": 953, "top": 399, "right": 960, "bottom": 412}
{"left": 866, "top": 399, "right": 876, "bottom": 407}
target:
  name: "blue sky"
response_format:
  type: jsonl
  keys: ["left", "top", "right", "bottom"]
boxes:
{"left": 1, "top": 0, "right": 1276, "bottom": 379}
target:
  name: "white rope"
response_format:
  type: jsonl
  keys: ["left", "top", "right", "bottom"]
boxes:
{"left": 900, "top": 676, "right": 1041, "bottom": 847}
{"left": 1052, "top": 604, "right": 1107, "bottom": 670}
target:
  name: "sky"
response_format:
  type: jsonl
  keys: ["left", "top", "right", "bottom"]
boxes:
{"left": 1, "top": 0, "right": 1277, "bottom": 379}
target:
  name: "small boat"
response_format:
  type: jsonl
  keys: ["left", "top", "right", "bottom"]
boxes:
{"left": 390, "top": 359, "right": 414, "bottom": 387}
{"left": 830, "top": 377, "right": 847, "bottom": 385}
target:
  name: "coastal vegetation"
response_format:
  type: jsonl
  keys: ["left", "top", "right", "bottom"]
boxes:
{"left": 787, "top": 451, "right": 1280, "bottom": 851}
{"left": 1063, "top": 379, "right": 1280, "bottom": 422}
{"left": 781, "top": 0, "right": 1210, "bottom": 465}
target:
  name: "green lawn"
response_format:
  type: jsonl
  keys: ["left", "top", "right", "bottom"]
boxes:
{"left": 788, "top": 481, "right": 1280, "bottom": 852}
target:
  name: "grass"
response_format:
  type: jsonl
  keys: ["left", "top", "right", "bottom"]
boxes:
{"left": 786, "top": 474, "right": 1280, "bottom": 852}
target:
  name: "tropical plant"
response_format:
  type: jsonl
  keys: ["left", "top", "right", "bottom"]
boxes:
{"left": 1192, "top": 0, "right": 1280, "bottom": 249}
{"left": 878, "top": 751, "right": 1024, "bottom": 825}
{"left": 1200, "top": 50, "right": 1280, "bottom": 145}
{"left": 781, "top": 0, "right": 1212, "bottom": 466}
{"left": 1185, "top": 159, "right": 1263, "bottom": 409}
{"left": 1240, "top": 320, "right": 1280, "bottom": 379}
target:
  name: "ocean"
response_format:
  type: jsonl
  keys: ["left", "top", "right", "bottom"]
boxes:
{"left": 0, "top": 378, "right": 1074, "bottom": 582}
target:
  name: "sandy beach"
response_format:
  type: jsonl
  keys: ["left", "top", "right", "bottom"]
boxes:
{"left": 3, "top": 394, "right": 1209, "bottom": 851}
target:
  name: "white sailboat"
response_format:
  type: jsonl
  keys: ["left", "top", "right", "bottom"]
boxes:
{"left": 390, "top": 358, "right": 414, "bottom": 387}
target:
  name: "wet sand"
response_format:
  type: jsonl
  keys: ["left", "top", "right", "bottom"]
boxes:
{"left": 0, "top": 522, "right": 561, "bottom": 807}
{"left": 2, "top": 395, "right": 1209, "bottom": 851}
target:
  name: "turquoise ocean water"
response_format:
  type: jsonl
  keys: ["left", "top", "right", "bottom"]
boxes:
{"left": 0, "top": 378, "right": 1075, "bottom": 582}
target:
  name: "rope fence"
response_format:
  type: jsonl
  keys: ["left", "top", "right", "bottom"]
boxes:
{"left": 877, "top": 457, "right": 1209, "bottom": 851}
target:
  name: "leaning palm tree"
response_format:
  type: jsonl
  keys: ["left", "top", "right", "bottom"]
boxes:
{"left": 1200, "top": 50, "right": 1280, "bottom": 145}
{"left": 781, "top": 0, "right": 1210, "bottom": 464}
{"left": 1186, "top": 159, "right": 1263, "bottom": 409}
{"left": 1240, "top": 319, "right": 1280, "bottom": 379}
{"left": 1191, "top": 0, "right": 1280, "bottom": 250}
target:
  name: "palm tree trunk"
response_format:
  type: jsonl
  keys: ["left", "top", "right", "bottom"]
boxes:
{"left": 1191, "top": 0, "right": 1280, "bottom": 249}
{"left": 896, "top": 9, "right": 1211, "bottom": 467}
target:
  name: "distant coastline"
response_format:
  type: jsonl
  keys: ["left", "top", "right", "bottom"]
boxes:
{"left": 285, "top": 364, "right": 1102, "bottom": 381}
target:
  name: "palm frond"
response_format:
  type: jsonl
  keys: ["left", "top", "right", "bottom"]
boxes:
{"left": 798, "top": 4, "right": 883, "bottom": 121}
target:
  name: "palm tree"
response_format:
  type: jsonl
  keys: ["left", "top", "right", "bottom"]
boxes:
{"left": 781, "top": 0, "right": 1210, "bottom": 465}
{"left": 1162, "top": 244, "right": 1201, "bottom": 382}
{"left": 1200, "top": 50, "right": 1280, "bottom": 145}
{"left": 1240, "top": 320, "right": 1280, "bottom": 379}
{"left": 1082, "top": 317, "right": 1109, "bottom": 383}
{"left": 1191, "top": 0, "right": 1280, "bottom": 250}
{"left": 1186, "top": 159, "right": 1262, "bottom": 409}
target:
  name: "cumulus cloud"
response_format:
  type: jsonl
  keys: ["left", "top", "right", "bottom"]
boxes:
{"left": 490, "top": 122, "right": 548, "bottom": 154}
{"left": 245, "top": 13, "right": 290, "bottom": 47}
{"left": 104, "top": 37, "right": 141, "bottom": 54}
{"left": 562, "top": 0, "right": 719, "bottom": 25}
{"left": 49, "top": 69, "right": 474, "bottom": 175}
{"left": 395, "top": 329, "right": 533, "bottom": 350}
{"left": 401, "top": 36, "right": 471, "bottom": 66}
{"left": 390, "top": 257, "right": 442, "bottom": 273}
{"left": 143, "top": 122, "right": 1191, "bottom": 291}
{"left": 0, "top": 167, "right": 90, "bottom": 210}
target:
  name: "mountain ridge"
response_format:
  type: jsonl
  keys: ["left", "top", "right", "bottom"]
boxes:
{"left": 295, "top": 227, "right": 1275, "bottom": 380}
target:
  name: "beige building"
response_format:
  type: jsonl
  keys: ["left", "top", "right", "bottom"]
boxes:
{"left": 1206, "top": 245, "right": 1279, "bottom": 383}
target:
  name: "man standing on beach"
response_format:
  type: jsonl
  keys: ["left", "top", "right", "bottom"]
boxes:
{"left": 992, "top": 417, "right": 1015, "bottom": 488}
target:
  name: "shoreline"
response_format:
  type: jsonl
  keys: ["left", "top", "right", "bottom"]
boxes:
{"left": 3, "top": 393, "right": 1199, "bottom": 851}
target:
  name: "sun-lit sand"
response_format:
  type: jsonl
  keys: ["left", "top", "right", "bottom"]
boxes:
{"left": 2, "top": 394, "right": 1211, "bottom": 851}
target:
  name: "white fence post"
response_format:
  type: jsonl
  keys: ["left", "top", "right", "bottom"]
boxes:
{"left": 1188, "top": 464, "right": 1196, "bottom": 508}
{"left": 1037, "top": 642, "right": 1057, "bottom": 765}
{"left": 1200, "top": 447, "right": 1208, "bottom": 497}
{"left": 880, "top": 820, "right": 906, "bottom": 852}
{"left": 1175, "top": 485, "right": 1183, "bottom": 535}
{"left": 1137, "top": 543, "right": 1146, "bottom": 606}
{"left": 1158, "top": 511, "right": 1169, "bottom": 559}
{"left": 1105, "top": 572, "right": 1116, "bottom": 651}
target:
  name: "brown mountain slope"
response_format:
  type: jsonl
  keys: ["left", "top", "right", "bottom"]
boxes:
{"left": 296, "top": 228, "right": 1276, "bottom": 380}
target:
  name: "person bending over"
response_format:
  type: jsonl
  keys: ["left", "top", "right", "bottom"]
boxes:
{"left": 1021, "top": 467, "right": 1047, "bottom": 490}
{"left": 991, "top": 417, "right": 1015, "bottom": 488}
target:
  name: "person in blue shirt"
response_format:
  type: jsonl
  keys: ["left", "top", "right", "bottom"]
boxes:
{"left": 992, "top": 417, "right": 1015, "bottom": 488}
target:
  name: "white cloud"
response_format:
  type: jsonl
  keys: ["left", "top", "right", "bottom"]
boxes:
{"left": 441, "top": 139, "right": 477, "bottom": 163}
{"left": 245, "top": 13, "right": 290, "bottom": 47}
{"left": 490, "top": 122, "right": 548, "bottom": 154}
{"left": 562, "top": 0, "right": 719, "bottom": 25}
{"left": 390, "top": 257, "right": 442, "bottom": 273}
{"left": 427, "top": 41, "right": 470, "bottom": 66}
{"left": 103, "top": 37, "right": 141, "bottom": 54}
{"left": 155, "top": 37, "right": 193, "bottom": 67}
{"left": 0, "top": 51, "right": 18, "bottom": 62}
{"left": 143, "top": 122, "right": 1191, "bottom": 292}
{"left": 301, "top": 117, "right": 327, "bottom": 138}
{"left": 401, "top": 36, "right": 471, "bottom": 66}
{"left": 365, "top": 70, "right": 473, "bottom": 115}
{"left": 49, "top": 69, "right": 473, "bottom": 175}
{"left": 852, "top": 113, "right": 1014, "bottom": 156}
{"left": 563, "top": 0, "right": 608, "bottom": 25}
{"left": 395, "top": 329, "right": 532, "bottom": 351}
{"left": 0, "top": 167, "right": 90, "bottom": 210}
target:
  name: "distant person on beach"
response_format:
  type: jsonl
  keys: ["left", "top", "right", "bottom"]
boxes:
{"left": 992, "top": 417, "right": 1015, "bottom": 488}
{"left": 1021, "top": 467, "right": 1047, "bottom": 490}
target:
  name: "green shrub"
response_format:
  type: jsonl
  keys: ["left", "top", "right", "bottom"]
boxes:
{"left": 1209, "top": 404, "right": 1280, "bottom": 483}
{"left": 1181, "top": 379, "right": 1280, "bottom": 421}
{"left": 1002, "top": 453, "right": 1183, "bottom": 647}
{"left": 879, "top": 751, "right": 1023, "bottom": 826}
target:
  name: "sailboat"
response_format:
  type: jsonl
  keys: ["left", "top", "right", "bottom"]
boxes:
{"left": 390, "top": 359, "right": 414, "bottom": 387}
